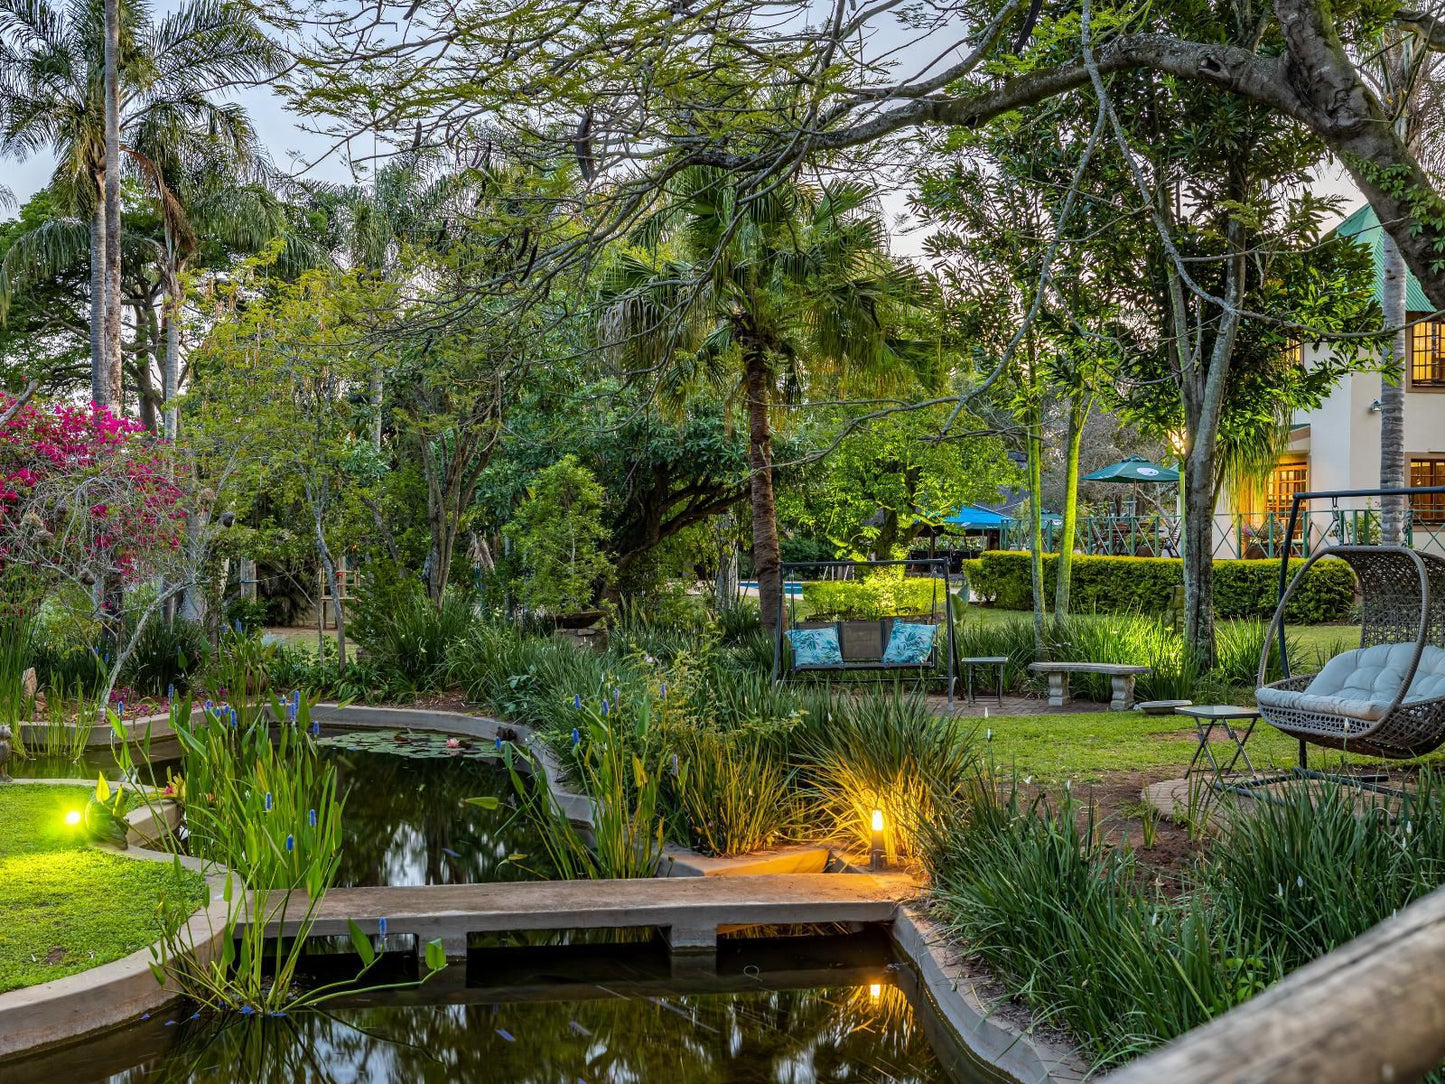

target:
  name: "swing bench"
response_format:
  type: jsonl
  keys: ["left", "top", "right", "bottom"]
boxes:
{"left": 770, "top": 558, "right": 960, "bottom": 706}
{"left": 1256, "top": 544, "right": 1445, "bottom": 768}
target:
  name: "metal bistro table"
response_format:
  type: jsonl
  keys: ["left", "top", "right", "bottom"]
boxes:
{"left": 1177, "top": 704, "right": 1261, "bottom": 794}
{"left": 960, "top": 656, "right": 1009, "bottom": 707}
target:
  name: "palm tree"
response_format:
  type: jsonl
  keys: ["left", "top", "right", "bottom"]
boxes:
{"left": 604, "top": 169, "right": 924, "bottom": 630}
{"left": 0, "top": 0, "right": 279, "bottom": 408}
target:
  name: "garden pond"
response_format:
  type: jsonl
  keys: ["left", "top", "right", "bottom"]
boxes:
{"left": 0, "top": 931, "right": 992, "bottom": 1083}
{"left": 11, "top": 727, "right": 554, "bottom": 886}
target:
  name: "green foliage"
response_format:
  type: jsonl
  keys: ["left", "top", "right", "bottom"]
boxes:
{"left": 503, "top": 455, "right": 613, "bottom": 614}
{"left": 926, "top": 771, "right": 1445, "bottom": 1069}
{"left": 970, "top": 551, "right": 1355, "bottom": 623}
{"left": 794, "top": 691, "right": 977, "bottom": 861}
{"left": 668, "top": 729, "right": 797, "bottom": 857}
{"left": 801, "top": 568, "right": 950, "bottom": 620}
{"left": 121, "top": 618, "right": 210, "bottom": 697}
{"left": 349, "top": 566, "right": 475, "bottom": 688}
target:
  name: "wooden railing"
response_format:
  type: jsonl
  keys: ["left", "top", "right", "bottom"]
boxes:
{"left": 1110, "top": 883, "right": 1445, "bottom": 1084}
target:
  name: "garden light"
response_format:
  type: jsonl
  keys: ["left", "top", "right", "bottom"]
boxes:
{"left": 869, "top": 983, "right": 881, "bottom": 1000}
{"left": 64, "top": 809, "right": 82, "bottom": 826}
{"left": 870, "top": 808, "right": 885, "bottom": 871}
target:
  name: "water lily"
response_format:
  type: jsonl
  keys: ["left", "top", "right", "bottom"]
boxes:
{"left": 446, "top": 737, "right": 462, "bottom": 749}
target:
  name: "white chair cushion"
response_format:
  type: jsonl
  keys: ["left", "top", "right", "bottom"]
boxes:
{"left": 1257, "top": 643, "right": 1445, "bottom": 722}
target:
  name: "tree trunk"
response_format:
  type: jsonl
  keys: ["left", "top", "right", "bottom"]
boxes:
{"left": 1054, "top": 399, "right": 1088, "bottom": 619}
{"left": 1024, "top": 396, "right": 1046, "bottom": 657}
{"left": 369, "top": 364, "right": 383, "bottom": 450}
{"left": 162, "top": 257, "right": 181, "bottom": 441}
{"left": 311, "top": 494, "right": 347, "bottom": 670}
{"left": 1381, "top": 230, "right": 1408, "bottom": 544}
{"left": 742, "top": 345, "right": 782, "bottom": 632}
{"left": 102, "top": 0, "right": 123, "bottom": 409}
{"left": 89, "top": 197, "right": 107, "bottom": 406}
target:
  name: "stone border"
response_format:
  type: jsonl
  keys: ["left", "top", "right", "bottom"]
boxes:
{"left": 893, "top": 907, "right": 1091, "bottom": 1084}
{"left": 0, "top": 782, "right": 236, "bottom": 1060}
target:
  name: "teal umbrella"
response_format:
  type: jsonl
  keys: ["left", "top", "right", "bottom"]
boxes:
{"left": 1082, "top": 455, "right": 1179, "bottom": 483}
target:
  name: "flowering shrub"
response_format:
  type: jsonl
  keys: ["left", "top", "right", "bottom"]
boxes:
{"left": 0, "top": 397, "right": 186, "bottom": 599}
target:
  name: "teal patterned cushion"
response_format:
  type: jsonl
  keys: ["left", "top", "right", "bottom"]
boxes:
{"left": 786, "top": 626, "right": 843, "bottom": 666}
{"left": 883, "top": 621, "right": 937, "bottom": 664}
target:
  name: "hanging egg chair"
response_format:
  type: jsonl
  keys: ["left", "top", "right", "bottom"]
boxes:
{"left": 1256, "top": 545, "right": 1445, "bottom": 759}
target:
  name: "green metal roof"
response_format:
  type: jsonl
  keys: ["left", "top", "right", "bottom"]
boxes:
{"left": 1334, "top": 204, "right": 1433, "bottom": 312}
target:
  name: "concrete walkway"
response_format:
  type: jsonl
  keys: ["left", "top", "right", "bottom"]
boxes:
{"left": 255, "top": 873, "right": 916, "bottom": 957}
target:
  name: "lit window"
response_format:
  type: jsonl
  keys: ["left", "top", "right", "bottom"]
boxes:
{"left": 1265, "top": 457, "right": 1309, "bottom": 514}
{"left": 1410, "top": 321, "right": 1445, "bottom": 387}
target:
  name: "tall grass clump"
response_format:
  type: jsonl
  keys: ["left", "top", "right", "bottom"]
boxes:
{"left": 1207, "top": 774, "right": 1445, "bottom": 969}
{"left": 505, "top": 708, "right": 666, "bottom": 879}
{"left": 1213, "top": 619, "right": 1293, "bottom": 688}
{"left": 350, "top": 575, "right": 476, "bottom": 691}
{"left": 668, "top": 729, "right": 797, "bottom": 857}
{"left": 795, "top": 690, "right": 977, "bottom": 860}
{"left": 923, "top": 777, "right": 1253, "bottom": 1067}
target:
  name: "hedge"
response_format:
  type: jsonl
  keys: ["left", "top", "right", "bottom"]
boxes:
{"left": 964, "top": 551, "right": 1356, "bottom": 624}
{"left": 801, "top": 574, "right": 949, "bottom": 619}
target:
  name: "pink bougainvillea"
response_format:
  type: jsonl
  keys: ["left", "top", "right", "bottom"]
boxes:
{"left": 0, "top": 397, "right": 186, "bottom": 589}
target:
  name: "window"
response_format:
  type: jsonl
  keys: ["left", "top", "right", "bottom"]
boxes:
{"left": 1265, "top": 456, "right": 1309, "bottom": 515}
{"left": 1410, "top": 320, "right": 1445, "bottom": 387}
{"left": 1411, "top": 458, "right": 1445, "bottom": 523}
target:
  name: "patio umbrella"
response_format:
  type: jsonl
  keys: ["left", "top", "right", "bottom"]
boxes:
{"left": 1082, "top": 455, "right": 1179, "bottom": 483}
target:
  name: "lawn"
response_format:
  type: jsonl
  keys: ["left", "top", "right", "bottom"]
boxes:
{"left": 978, "top": 709, "right": 1440, "bottom": 784}
{"left": 0, "top": 784, "right": 206, "bottom": 994}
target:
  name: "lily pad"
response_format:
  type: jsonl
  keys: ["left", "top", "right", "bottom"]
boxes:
{"left": 317, "top": 729, "right": 502, "bottom": 761}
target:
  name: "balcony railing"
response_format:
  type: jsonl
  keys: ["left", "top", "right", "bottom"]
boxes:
{"left": 1000, "top": 509, "right": 1445, "bottom": 560}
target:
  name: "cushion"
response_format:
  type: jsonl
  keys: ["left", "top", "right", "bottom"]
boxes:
{"left": 882, "top": 621, "right": 937, "bottom": 665}
{"left": 1257, "top": 643, "right": 1445, "bottom": 722}
{"left": 787, "top": 626, "right": 843, "bottom": 667}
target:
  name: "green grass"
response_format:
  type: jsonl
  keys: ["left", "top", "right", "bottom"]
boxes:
{"left": 0, "top": 784, "right": 206, "bottom": 994}
{"left": 981, "top": 710, "right": 1445, "bottom": 783}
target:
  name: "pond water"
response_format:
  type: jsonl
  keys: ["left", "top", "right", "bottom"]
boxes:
{"left": 10, "top": 730, "right": 552, "bottom": 887}
{"left": 0, "top": 933, "right": 988, "bottom": 1084}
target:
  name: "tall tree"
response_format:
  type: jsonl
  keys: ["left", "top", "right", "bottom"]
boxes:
{"left": 0, "top": 0, "right": 279, "bottom": 407}
{"left": 604, "top": 171, "right": 921, "bottom": 630}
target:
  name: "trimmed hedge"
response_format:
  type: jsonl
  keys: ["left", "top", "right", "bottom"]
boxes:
{"left": 801, "top": 574, "right": 946, "bottom": 619}
{"left": 966, "top": 551, "right": 1356, "bottom": 624}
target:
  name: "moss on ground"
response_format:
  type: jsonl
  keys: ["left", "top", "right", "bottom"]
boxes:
{"left": 0, "top": 783, "right": 206, "bottom": 994}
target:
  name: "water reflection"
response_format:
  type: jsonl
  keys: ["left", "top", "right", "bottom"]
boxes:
{"left": 327, "top": 749, "right": 551, "bottom": 887}
{"left": 3, "top": 977, "right": 964, "bottom": 1084}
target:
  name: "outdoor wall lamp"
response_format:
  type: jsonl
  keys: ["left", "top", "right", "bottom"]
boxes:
{"left": 1369, "top": 399, "right": 1383, "bottom": 413}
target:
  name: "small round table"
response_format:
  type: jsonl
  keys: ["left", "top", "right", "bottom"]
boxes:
{"left": 1176, "top": 703, "right": 1261, "bottom": 793}
{"left": 960, "top": 656, "right": 1009, "bottom": 707}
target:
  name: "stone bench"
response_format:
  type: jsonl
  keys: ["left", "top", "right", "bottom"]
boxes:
{"left": 1027, "top": 662, "right": 1152, "bottom": 711}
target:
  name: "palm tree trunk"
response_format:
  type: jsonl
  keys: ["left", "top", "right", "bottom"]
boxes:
{"left": 162, "top": 261, "right": 181, "bottom": 441}
{"left": 102, "top": 0, "right": 123, "bottom": 409}
{"left": 1381, "top": 231, "right": 1408, "bottom": 543}
{"left": 1024, "top": 398, "right": 1046, "bottom": 658}
{"left": 89, "top": 196, "right": 107, "bottom": 406}
{"left": 742, "top": 344, "right": 782, "bottom": 632}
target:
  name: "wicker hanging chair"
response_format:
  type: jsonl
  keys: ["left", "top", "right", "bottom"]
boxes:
{"left": 1256, "top": 545, "right": 1445, "bottom": 759}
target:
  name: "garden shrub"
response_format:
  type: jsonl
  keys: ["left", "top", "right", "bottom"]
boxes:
{"left": 121, "top": 617, "right": 210, "bottom": 696}
{"left": 801, "top": 567, "right": 952, "bottom": 619}
{"left": 502, "top": 454, "right": 613, "bottom": 614}
{"left": 969, "top": 551, "right": 1355, "bottom": 623}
